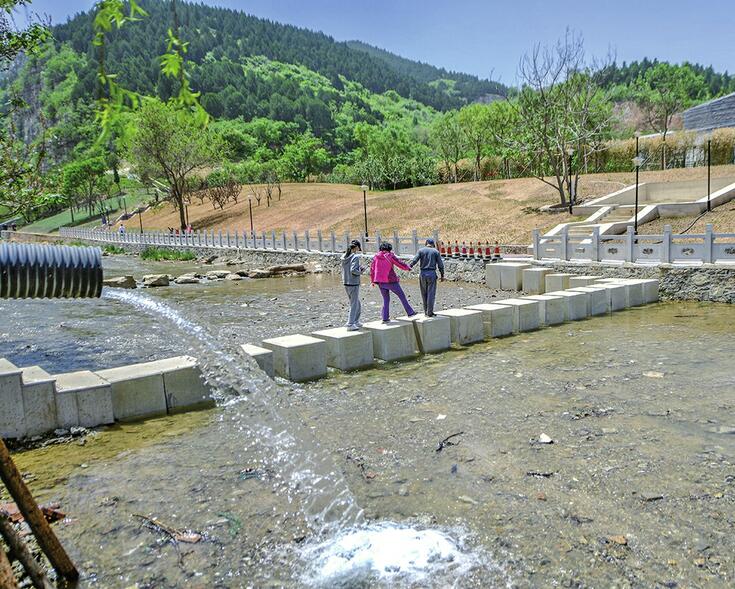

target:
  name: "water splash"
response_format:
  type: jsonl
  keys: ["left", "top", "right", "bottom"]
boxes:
{"left": 300, "top": 522, "right": 502, "bottom": 588}
{"left": 103, "top": 288, "right": 363, "bottom": 535}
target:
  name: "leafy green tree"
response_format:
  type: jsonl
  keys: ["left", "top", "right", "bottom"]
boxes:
{"left": 457, "top": 103, "right": 497, "bottom": 181}
{"left": 0, "top": 0, "right": 49, "bottom": 66}
{"left": 633, "top": 63, "right": 707, "bottom": 166}
{"left": 127, "top": 99, "right": 224, "bottom": 229}
{"left": 280, "top": 131, "right": 329, "bottom": 181}
{"left": 430, "top": 111, "right": 464, "bottom": 183}
{"left": 61, "top": 155, "right": 109, "bottom": 217}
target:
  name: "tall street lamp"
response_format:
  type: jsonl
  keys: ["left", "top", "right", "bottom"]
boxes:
{"left": 248, "top": 198, "right": 254, "bottom": 236}
{"left": 566, "top": 147, "right": 575, "bottom": 214}
{"left": 632, "top": 155, "right": 644, "bottom": 234}
{"left": 361, "top": 184, "right": 369, "bottom": 240}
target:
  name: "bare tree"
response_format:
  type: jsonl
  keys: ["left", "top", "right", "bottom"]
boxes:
{"left": 249, "top": 183, "right": 263, "bottom": 207}
{"left": 508, "top": 31, "right": 613, "bottom": 207}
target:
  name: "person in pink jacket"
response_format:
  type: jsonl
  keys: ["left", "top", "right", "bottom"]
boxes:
{"left": 371, "top": 242, "right": 416, "bottom": 322}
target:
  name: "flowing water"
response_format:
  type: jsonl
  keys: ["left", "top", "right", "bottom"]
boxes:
{"left": 2, "top": 257, "right": 734, "bottom": 587}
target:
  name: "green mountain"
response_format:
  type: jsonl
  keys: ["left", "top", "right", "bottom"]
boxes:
{"left": 51, "top": 0, "right": 506, "bottom": 112}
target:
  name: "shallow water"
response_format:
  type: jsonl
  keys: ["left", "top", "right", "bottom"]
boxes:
{"left": 2, "top": 256, "right": 734, "bottom": 587}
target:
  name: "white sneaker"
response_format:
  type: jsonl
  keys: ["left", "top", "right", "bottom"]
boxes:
{"left": 355, "top": 322, "right": 363, "bottom": 328}
{"left": 346, "top": 324, "right": 360, "bottom": 331}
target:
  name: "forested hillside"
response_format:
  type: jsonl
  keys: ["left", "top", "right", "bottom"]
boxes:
{"left": 52, "top": 0, "right": 506, "bottom": 112}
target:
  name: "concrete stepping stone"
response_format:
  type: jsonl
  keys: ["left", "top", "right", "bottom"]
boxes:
{"left": 54, "top": 370, "right": 114, "bottom": 428}
{"left": 545, "top": 273, "right": 573, "bottom": 291}
{"left": 20, "top": 366, "right": 58, "bottom": 437}
{"left": 499, "top": 263, "right": 533, "bottom": 291}
{"left": 362, "top": 321, "right": 418, "bottom": 361}
{"left": 568, "top": 286, "right": 609, "bottom": 315}
{"left": 151, "top": 356, "right": 213, "bottom": 413}
{"left": 591, "top": 283, "right": 630, "bottom": 311}
{"left": 0, "top": 359, "right": 25, "bottom": 438}
{"left": 465, "top": 303, "right": 514, "bottom": 338}
{"left": 261, "top": 335, "right": 327, "bottom": 382}
{"left": 241, "top": 344, "right": 275, "bottom": 378}
{"left": 545, "top": 290, "right": 589, "bottom": 320}
{"left": 523, "top": 294, "right": 566, "bottom": 326}
{"left": 312, "top": 327, "right": 375, "bottom": 371}
{"left": 435, "top": 309, "right": 485, "bottom": 345}
{"left": 397, "top": 314, "right": 451, "bottom": 353}
{"left": 522, "top": 267, "right": 551, "bottom": 294}
{"left": 493, "top": 298, "right": 541, "bottom": 332}
{"left": 568, "top": 275, "right": 603, "bottom": 287}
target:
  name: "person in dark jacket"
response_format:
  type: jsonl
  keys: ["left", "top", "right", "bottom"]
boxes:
{"left": 409, "top": 239, "right": 444, "bottom": 316}
{"left": 341, "top": 240, "right": 364, "bottom": 330}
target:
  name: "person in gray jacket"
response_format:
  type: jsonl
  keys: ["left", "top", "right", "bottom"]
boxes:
{"left": 341, "top": 240, "right": 364, "bottom": 330}
{"left": 409, "top": 238, "right": 444, "bottom": 316}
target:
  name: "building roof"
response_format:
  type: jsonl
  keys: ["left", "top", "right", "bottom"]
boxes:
{"left": 683, "top": 92, "right": 735, "bottom": 131}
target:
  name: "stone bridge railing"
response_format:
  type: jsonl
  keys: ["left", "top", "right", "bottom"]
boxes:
{"left": 59, "top": 227, "right": 440, "bottom": 257}
{"left": 532, "top": 223, "right": 735, "bottom": 265}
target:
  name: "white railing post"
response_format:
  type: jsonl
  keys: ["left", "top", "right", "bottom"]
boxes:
{"left": 560, "top": 226, "right": 569, "bottom": 260}
{"left": 532, "top": 229, "right": 541, "bottom": 260}
{"left": 226, "top": 230, "right": 231, "bottom": 248}
{"left": 217, "top": 230, "right": 222, "bottom": 247}
{"left": 317, "top": 229, "right": 323, "bottom": 251}
{"left": 432, "top": 230, "right": 440, "bottom": 248}
{"left": 293, "top": 230, "right": 298, "bottom": 251}
{"left": 591, "top": 226, "right": 600, "bottom": 262}
{"left": 305, "top": 230, "right": 311, "bottom": 251}
{"left": 330, "top": 231, "right": 336, "bottom": 252}
{"left": 376, "top": 231, "right": 382, "bottom": 250}
{"left": 704, "top": 223, "right": 714, "bottom": 264}
{"left": 392, "top": 230, "right": 400, "bottom": 253}
{"left": 262, "top": 231, "right": 267, "bottom": 249}
{"left": 411, "top": 229, "right": 418, "bottom": 254}
{"left": 662, "top": 225, "right": 672, "bottom": 264}
{"left": 625, "top": 225, "right": 635, "bottom": 263}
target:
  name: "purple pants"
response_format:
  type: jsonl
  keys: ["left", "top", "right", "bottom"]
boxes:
{"left": 378, "top": 282, "right": 415, "bottom": 321}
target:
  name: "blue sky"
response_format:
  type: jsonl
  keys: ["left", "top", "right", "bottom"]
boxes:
{"left": 16, "top": 0, "right": 734, "bottom": 83}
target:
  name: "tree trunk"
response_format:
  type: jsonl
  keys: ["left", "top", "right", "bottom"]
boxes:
{"left": 175, "top": 191, "right": 187, "bottom": 230}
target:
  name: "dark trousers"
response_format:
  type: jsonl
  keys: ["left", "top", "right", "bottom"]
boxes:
{"left": 419, "top": 274, "right": 438, "bottom": 316}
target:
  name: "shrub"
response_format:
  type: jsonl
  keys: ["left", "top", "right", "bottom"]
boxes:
{"left": 139, "top": 247, "right": 196, "bottom": 261}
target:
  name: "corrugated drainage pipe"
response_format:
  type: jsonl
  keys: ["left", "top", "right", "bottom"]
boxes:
{"left": 0, "top": 242, "right": 103, "bottom": 299}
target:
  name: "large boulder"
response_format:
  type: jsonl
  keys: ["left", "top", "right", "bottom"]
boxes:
{"left": 142, "top": 274, "right": 170, "bottom": 287}
{"left": 102, "top": 275, "right": 136, "bottom": 289}
{"left": 174, "top": 274, "right": 201, "bottom": 285}
{"left": 249, "top": 269, "right": 272, "bottom": 279}
{"left": 225, "top": 273, "right": 244, "bottom": 281}
{"left": 205, "top": 270, "right": 230, "bottom": 280}
{"left": 267, "top": 264, "right": 306, "bottom": 274}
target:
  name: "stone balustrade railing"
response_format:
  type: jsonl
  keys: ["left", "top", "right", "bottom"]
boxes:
{"left": 532, "top": 223, "right": 735, "bottom": 265}
{"left": 59, "top": 227, "right": 440, "bottom": 257}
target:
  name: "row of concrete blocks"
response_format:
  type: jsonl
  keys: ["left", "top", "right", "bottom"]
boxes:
{"left": 486, "top": 262, "right": 647, "bottom": 296}
{"left": 241, "top": 277, "right": 660, "bottom": 382}
{"left": 0, "top": 356, "right": 213, "bottom": 439}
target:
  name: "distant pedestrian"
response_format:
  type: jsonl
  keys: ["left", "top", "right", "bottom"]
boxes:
{"left": 409, "top": 238, "right": 444, "bottom": 317}
{"left": 371, "top": 242, "right": 416, "bottom": 323}
{"left": 341, "top": 239, "right": 363, "bottom": 331}
{"left": 118, "top": 223, "right": 125, "bottom": 235}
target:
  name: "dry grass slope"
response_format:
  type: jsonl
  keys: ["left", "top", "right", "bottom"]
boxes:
{"left": 123, "top": 165, "right": 735, "bottom": 243}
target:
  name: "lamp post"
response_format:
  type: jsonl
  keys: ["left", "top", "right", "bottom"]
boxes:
{"left": 137, "top": 209, "right": 144, "bottom": 234}
{"left": 361, "top": 183, "right": 369, "bottom": 240}
{"left": 706, "top": 133, "right": 712, "bottom": 212}
{"left": 632, "top": 155, "right": 644, "bottom": 234}
{"left": 566, "top": 147, "right": 575, "bottom": 214}
{"left": 248, "top": 198, "right": 254, "bottom": 236}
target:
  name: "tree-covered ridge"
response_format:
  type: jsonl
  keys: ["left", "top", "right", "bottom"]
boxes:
{"left": 345, "top": 40, "right": 506, "bottom": 101}
{"left": 596, "top": 58, "right": 735, "bottom": 99}
{"left": 51, "top": 0, "right": 505, "bottom": 111}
